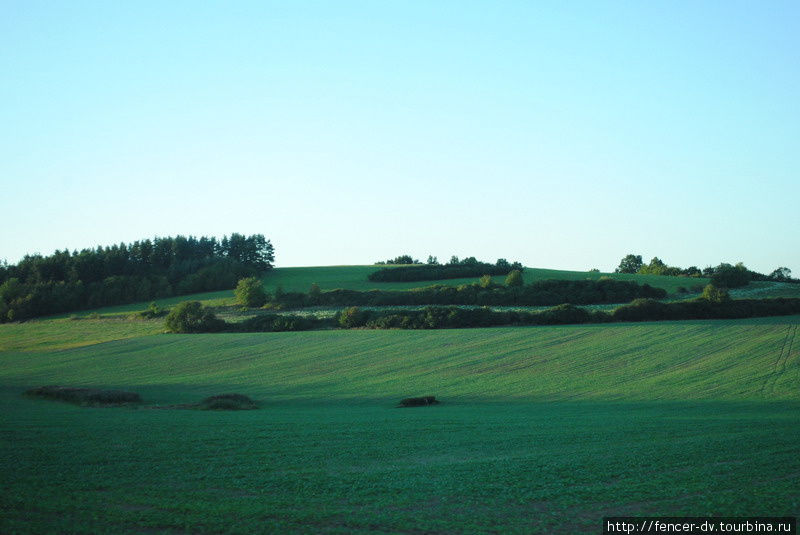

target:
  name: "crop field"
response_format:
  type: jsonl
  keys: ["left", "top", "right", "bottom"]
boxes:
{"left": 65, "top": 265, "right": 713, "bottom": 319}
{"left": 2, "top": 314, "right": 799, "bottom": 533}
{"left": 264, "top": 266, "right": 714, "bottom": 296}
{"left": 0, "top": 317, "right": 163, "bottom": 352}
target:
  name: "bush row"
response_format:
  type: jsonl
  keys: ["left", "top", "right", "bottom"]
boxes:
{"left": 339, "top": 298, "right": 800, "bottom": 329}
{"left": 367, "top": 259, "right": 523, "bottom": 282}
{"left": 167, "top": 297, "right": 800, "bottom": 333}
{"left": 611, "top": 297, "right": 800, "bottom": 322}
{"left": 269, "top": 278, "right": 667, "bottom": 309}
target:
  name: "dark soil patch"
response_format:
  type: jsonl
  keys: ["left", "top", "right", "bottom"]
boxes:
{"left": 25, "top": 385, "right": 141, "bottom": 406}
{"left": 398, "top": 396, "right": 440, "bottom": 408}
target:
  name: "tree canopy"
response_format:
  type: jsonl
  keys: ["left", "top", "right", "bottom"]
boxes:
{"left": 615, "top": 254, "right": 643, "bottom": 274}
{"left": 0, "top": 233, "right": 274, "bottom": 322}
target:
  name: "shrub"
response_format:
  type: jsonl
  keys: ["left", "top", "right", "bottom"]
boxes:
{"left": 700, "top": 284, "right": 730, "bottom": 303}
{"left": 308, "top": 283, "right": 322, "bottom": 304}
{"left": 164, "top": 301, "right": 224, "bottom": 333}
{"left": 139, "top": 301, "right": 166, "bottom": 318}
{"left": 537, "top": 303, "right": 592, "bottom": 324}
{"left": 505, "top": 269, "right": 523, "bottom": 287}
{"left": 337, "top": 306, "right": 367, "bottom": 328}
{"left": 612, "top": 298, "right": 670, "bottom": 322}
{"left": 479, "top": 274, "right": 493, "bottom": 288}
{"left": 234, "top": 277, "right": 268, "bottom": 307}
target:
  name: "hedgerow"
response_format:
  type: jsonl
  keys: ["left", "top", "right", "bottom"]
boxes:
{"left": 169, "top": 298, "right": 800, "bottom": 333}
{"left": 266, "top": 278, "right": 666, "bottom": 309}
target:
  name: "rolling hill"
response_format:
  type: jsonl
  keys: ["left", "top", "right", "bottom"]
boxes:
{"left": 1, "top": 265, "right": 798, "bottom": 534}
{"left": 58, "top": 264, "right": 711, "bottom": 317}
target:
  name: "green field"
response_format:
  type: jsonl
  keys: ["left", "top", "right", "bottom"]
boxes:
{"left": 69, "top": 265, "right": 719, "bottom": 317}
{"left": 0, "top": 317, "right": 163, "bottom": 352}
{"left": 2, "top": 309, "right": 799, "bottom": 533}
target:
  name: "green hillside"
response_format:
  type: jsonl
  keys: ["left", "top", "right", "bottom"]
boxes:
{"left": 70, "top": 264, "right": 713, "bottom": 317}
{"left": 2, "top": 317, "right": 798, "bottom": 402}
{"left": 2, "top": 316, "right": 799, "bottom": 533}
{"left": 263, "top": 265, "right": 709, "bottom": 295}
{"left": 2, "top": 273, "right": 798, "bottom": 534}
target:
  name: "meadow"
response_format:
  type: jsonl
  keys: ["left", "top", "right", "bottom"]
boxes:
{"left": 68, "top": 265, "right": 716, "bottom": 317}
{"left": 1, "top": 312, "right": 798, "bottom": 533}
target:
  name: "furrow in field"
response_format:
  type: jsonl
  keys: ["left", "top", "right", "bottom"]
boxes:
{"left": 2, "top": 317, "right": 799, "bottom": 402}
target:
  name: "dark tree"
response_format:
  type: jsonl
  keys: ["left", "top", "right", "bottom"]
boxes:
{"left": 615, "top": 254, "right": 643, "bottom": 274}
{"left": 769, "top": 267, "right": 792, "bottom": 281}
{"left": 387, "top": 255, "right": 417, "bottom": 264}
{"left": 710, "top": 263, "right": 751, "bottom": 288}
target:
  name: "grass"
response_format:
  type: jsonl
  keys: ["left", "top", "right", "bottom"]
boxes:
{"left": 0, "top": 316, "right": 163, "bottom": 352}
{"left": 2, "top": 276, "right": 798, "bottom": 533}
{"left": 1, "top": 395, "right": 798, "bottom": 533}
{"left": 198, "top": 393, "right": 258, "bottom": 410}
{"left": 731, "top": 280, "right": 800, "bottom": 299}
{"left": 64, "top": 265, "right": 714, "bottom": 318}
{"left": 266, "top": 265, "right": 711, "bottom": 295}
{"left": 3, "top": 317, "right": 797, "bottom": 402}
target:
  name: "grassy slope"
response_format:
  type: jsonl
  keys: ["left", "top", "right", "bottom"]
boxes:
{"left": 0, "top": 317, "right": 163, "bottom": 352}
{"left": 261, "top": 265, "right": 710, "bottom": 294}
{"left": 2, "top": 285, "right": 799, "bottom": 533}
{"left": 2, "top": 317, "right": 798, "bottom": 402}
{"left": 70, "top": 265, "right": 716, "bottom": 317}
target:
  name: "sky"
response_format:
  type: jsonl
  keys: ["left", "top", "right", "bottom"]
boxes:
{"left": 1, "top": 1, "right": 798, "bottom": 274}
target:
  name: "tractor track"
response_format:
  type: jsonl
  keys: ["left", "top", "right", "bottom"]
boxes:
{"left": 761, "top": 324, "right": 797, "bottom": 397}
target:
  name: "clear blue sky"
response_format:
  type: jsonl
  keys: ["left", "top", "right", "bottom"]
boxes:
{"left": 2, "top": 1, "right": 798, "bottom": 274}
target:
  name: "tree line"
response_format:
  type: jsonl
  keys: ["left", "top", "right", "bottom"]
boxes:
{"left": 369, "top": 257, "right": 524, "bottom": 282}
{"left": 615, "top": 254, "right": 796, "bottom": 288}
{"left": 234, "top": 275, "right": 666, "bottom": 309}
{"left": 166, "top": 295, "right": 800, "bottom": 333}
{"left": 0, "top": 234, "right": 274, "bottom": 322}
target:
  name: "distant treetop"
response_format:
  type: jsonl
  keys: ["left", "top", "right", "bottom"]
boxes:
{"left": 374, "top": 254, "right": 419, "bottom": 265}
{"left": 368, "top": 257, "right": 523, "bottom": 283}
{"left": 613, "top": 253, "right": 797, "bottom": 287}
